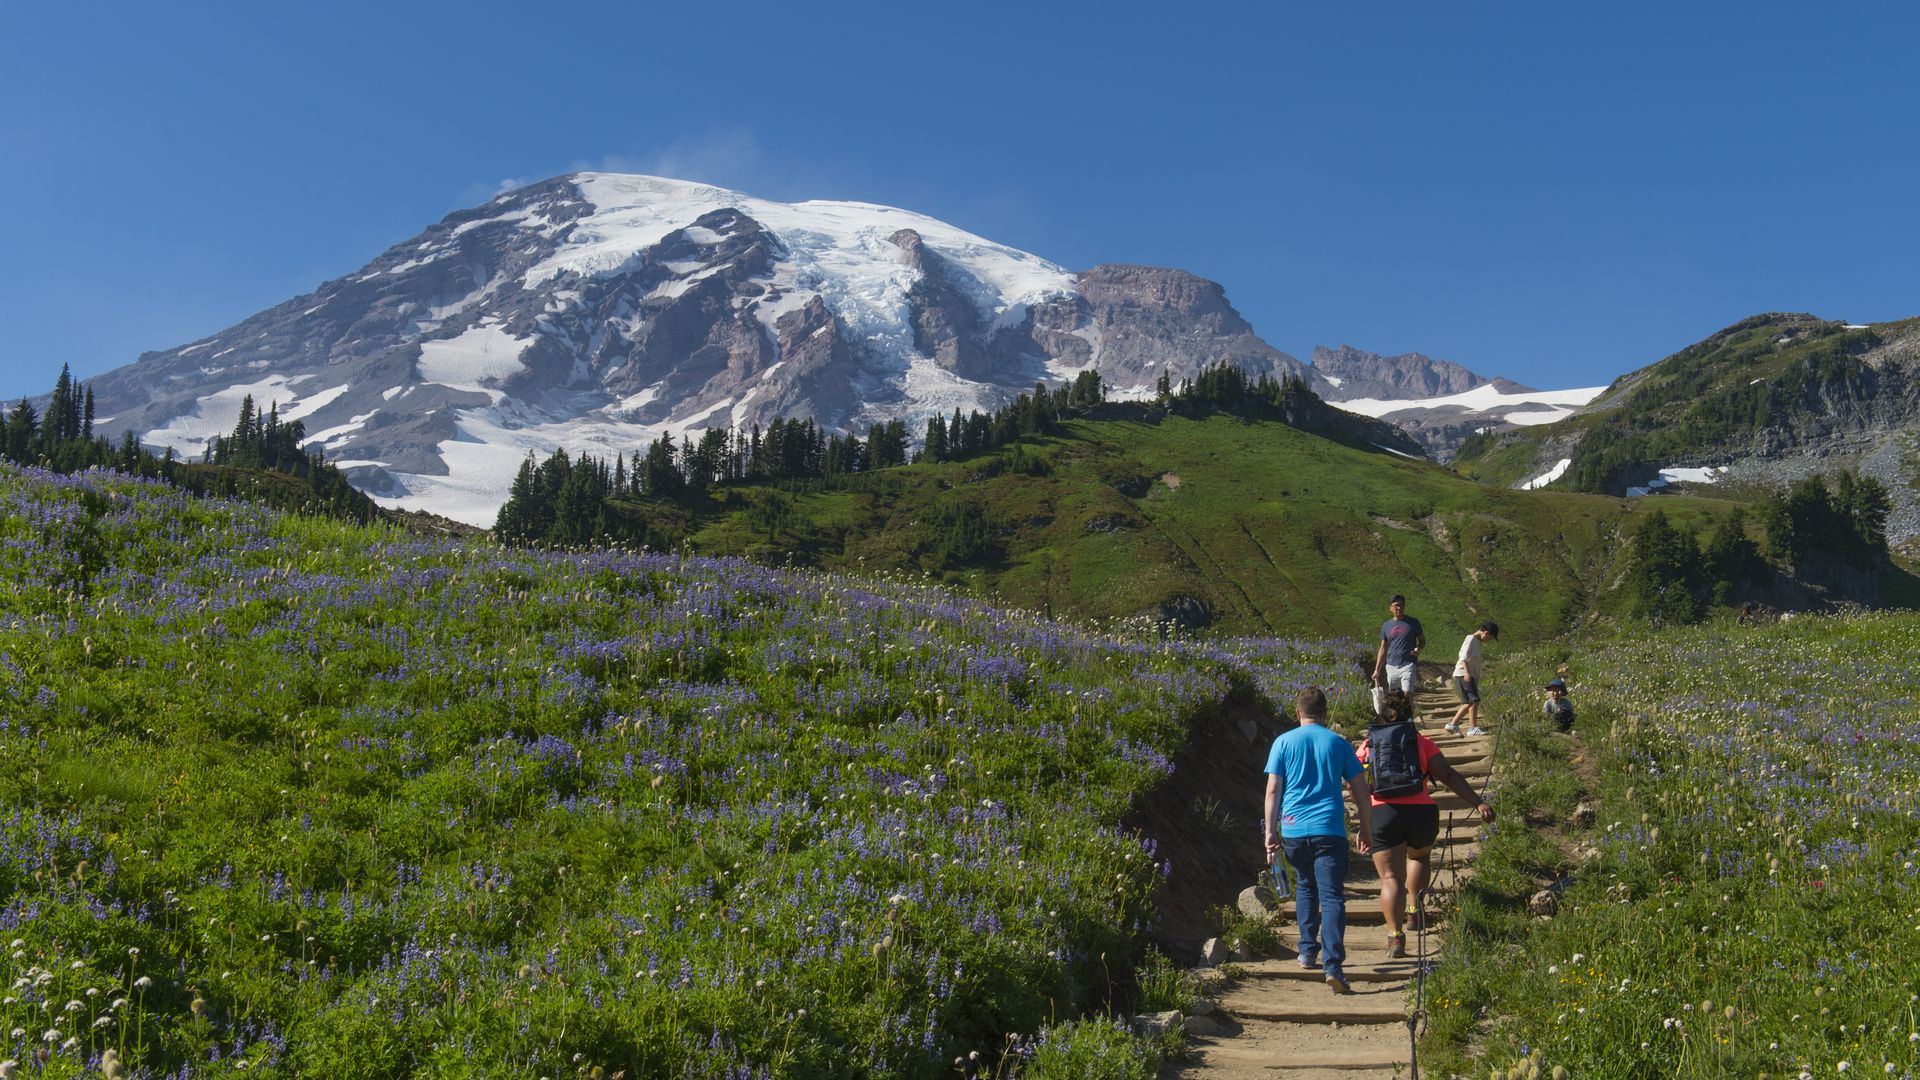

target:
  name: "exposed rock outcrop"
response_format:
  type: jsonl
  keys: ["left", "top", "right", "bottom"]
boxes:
{"left": 1074, "top": 265, "right": 1318, "bottom": 393}
{"left": 1312, "top": 344, "right": 1509, "bottom": 400}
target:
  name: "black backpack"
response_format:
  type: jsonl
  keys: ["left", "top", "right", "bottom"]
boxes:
{"left": 1367, "top": 720, "right": 1425, "bottom": 799}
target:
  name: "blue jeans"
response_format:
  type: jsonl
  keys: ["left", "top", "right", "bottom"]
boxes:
{"left": 1283, "top": 834, "right": 1349, "bottom": 973}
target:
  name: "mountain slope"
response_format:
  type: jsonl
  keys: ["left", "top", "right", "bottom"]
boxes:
{"left": 79, "top": 173, "right": 1325, "bottom": 526}
{"left": 608, "top": 408, "right": 1756, "bottom": 639}
{"left": 1312, "top": 344, "right": 1507, "bottom": 399}
{"left": 1310, "top": 344, "right": 1602, "bottom": 461}
{"left": 1454, "top": 312, "right": 1920, "bottom": 542}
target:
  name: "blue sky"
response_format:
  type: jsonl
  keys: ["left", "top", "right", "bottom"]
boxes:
{"left": 3, "top": 1, "right": 1916, "bottom": 402}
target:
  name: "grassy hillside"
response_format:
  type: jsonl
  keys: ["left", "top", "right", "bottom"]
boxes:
{"left": 1425, "top": 614, "right": 1920, "bottom": 1078}
{"left": 0, "top": 460, "right": 1364, "bottom": 1078}
{"left": 619, "top": 412, "right": 1746, "bottom": 641}
{"left": 1455, "top": 312, "right": 1920, "bottom": 492}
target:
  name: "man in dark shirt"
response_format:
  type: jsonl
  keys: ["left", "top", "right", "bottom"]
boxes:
{"left": 1371, "top": 595, "right": 1425, "bottom": 715}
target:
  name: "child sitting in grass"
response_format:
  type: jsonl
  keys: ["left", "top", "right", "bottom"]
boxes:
{"left": 1542, "top": 677, "right": 1574, "bottom": 732}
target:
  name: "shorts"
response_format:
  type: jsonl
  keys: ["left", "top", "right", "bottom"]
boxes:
{"left": 1371, "top": 802, "right": 1441, "bottom": 851}
{"left": 1454, "top": 676, "right": 1480, "bottom": 705}
{"left": 1382, "top": 663, "right": 1415, "bottom": 695}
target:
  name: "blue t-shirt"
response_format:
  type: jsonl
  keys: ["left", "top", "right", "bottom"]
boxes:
{"left": 1264, "top": 723, "right": 1364, "bottom": 838}
{"left": 1380, "top": 616, "right": 1425, "bottom": 667}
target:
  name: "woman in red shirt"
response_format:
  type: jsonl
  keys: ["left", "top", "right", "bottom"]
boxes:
{"left": 1355, "top": 690, "right": 1494, "bottom": 956}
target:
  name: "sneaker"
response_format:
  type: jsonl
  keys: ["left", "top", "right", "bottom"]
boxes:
{"left": 1324, "top": 968, "right": 1351, "bottom": 994}
{"left": 1466, "top": 725, "right": 1488, "bottom": 736}
{"left": 1297, "top": 952, "right": 1322, "bottom": 970}
{"left": 1443, "top": 720, "right": 1461, "bottom": 735}
{"left": 1386, "top": 932, "right": 1407, "bottom": 959}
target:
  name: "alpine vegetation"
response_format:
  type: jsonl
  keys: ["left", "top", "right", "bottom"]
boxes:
{"left": 1427, "top": 616, "right": 1920, "bottom": 1078}
{"left": 0, "top": 461, "right": 1347, "bottom": 1077}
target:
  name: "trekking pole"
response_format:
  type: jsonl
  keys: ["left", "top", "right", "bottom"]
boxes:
{"left": 1409, "top": 727, "right": 1498, "bottom": 1080}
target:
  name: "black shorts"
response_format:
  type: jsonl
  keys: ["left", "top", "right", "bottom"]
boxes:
{"left": 1371, "top": 802, "right": 1441, "bottom": 851}
{"left": 1455, "top": 676, "right": 1480, "bottom": 705}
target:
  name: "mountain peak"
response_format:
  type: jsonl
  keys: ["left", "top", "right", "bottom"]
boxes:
{"left": 80, "top": 176, "right": 1307, "bottom": 526}
{"left": 1311, "top": 344, "right": 1521, "bottom": 400}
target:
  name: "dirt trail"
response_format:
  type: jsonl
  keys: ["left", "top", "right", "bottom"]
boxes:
{"left": 1165, "top": 685, "right": 1492, "bottom": 1079}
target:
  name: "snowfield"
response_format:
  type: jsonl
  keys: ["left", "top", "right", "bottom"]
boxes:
{"left": 416, "top": 320, "right": 531, "bottom": 399}
{"left": 1520, "top": 458, "right": 1572, "bottom": 490}
{"left": 520, "top": 174, "right": 1079, "bottom": 358}
{"left": 1626, "top": 466, "right": 1728, "bottom": 497}
{"left": 145, "top": 375, "right": 345, "bottom": 459}
{"left": 1334, "top": 383, "right": 1606, "bottom": 422}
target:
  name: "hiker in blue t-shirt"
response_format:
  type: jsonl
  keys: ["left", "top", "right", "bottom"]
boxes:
{"left": 1262, "top": 686, "right": 1373, "bottom": 994}
{"left": 1371, "top": 594, "right": 1426, "bottom": 709}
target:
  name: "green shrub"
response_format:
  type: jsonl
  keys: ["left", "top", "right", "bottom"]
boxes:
{"left": 1023, "top": 1017, "right": 1163, "bottom": 1080}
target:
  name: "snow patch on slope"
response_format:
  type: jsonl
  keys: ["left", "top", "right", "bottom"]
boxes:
{"left": 1625, "top": 466, "right": 1728, "bottom": 497}
{"left": 1520, "top": 458, "right": 1572, "bottom": 490}
{"left": 144, "top": 375, "right": 340, "bottom": 458}
{"left": 1336, "top": 383, "right": 1605, "bottom": 421}
{"left": 416, "top": 320, "right": 530, "bottom": 399}
{"left": 1503, "top": 407, "right": 1576, "bottom": 426}
{"left": 368, "top": 397, "right": 795, "bottom": 527}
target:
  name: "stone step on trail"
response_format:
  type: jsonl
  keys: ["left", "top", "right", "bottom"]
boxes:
{"left": 1234, "top": 958, "right": 1434, "bottom": 985}
{"left": 1217, "top": 983, "right": 1414, "bottom": 1026}
{"left": 1168, "top": 1021, "right": 1409, "bottom": 1079}
{"left": 1276, "top": 904, "right": 1448, "bottom": 928}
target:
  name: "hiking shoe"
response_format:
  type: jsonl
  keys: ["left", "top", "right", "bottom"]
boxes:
{"left": 1443, "top": 720, "right": 1461, "bottom": 735}
{"left": 1324, "top": 968, "right": 1351, "bottom": 994}
{"left": 1386, "top": 932, "right": 1407, "bottom": 959}
{"left": 1466, "top": 725, "right": 1488, "bottom": 736}
{"left": 1297, "top": 953, "right": 1322, "bottom": 970}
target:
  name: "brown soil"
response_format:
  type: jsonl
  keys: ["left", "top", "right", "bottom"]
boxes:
{"left": 1123, "top": 689, "right": 1292, "bottom": 957}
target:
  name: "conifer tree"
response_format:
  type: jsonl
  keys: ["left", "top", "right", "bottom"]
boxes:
{"left": 1630, "top": 510, "right": 1705, "bottom": 624}
{"left": 495, "top": 454, "right": 542, "bottom": 540}
{"left": 47, "top": 365, "right": 73, "bottom": 445}
{"left": 550, "top": 453, "right": 602, "bottom": 545}
{"left": 3, "top": 399, "right": 35, "bottom": 462}
{"left": 922, "top": 415, "right": 946, "bottom": 462}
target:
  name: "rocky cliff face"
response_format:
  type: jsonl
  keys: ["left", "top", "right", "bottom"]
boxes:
{"left": 79, "top": 173, "right": 1323, "bottom": 524}
{"left": 1076, "top": 265, "right": 1316, "bottom": 392}
{"left": 1311, "top": 344, "right": 1510, "bottom": 400}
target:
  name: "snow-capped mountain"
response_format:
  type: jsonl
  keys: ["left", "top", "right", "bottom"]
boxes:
{"left": 1310, "top": 344, "right": 1603, "bottom": 461}
{"left": 84, "top": 173, "right": 1319, "bottom": 525}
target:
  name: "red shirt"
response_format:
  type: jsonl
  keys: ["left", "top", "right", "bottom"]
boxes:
{"left": 1354, "top": 732, "right": 1440, "bottom": 806}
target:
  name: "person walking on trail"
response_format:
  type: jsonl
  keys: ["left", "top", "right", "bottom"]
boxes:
{"left": 1372, "top": 594, "right": 1426, "bottom": 712}
{"left": 1263, "top": 687, "right": 1374, "bottom": 995}
{"left": 1542, "top": 677, "right": 1575, "bottom": 732}
{"left": 1445, "top": 620, "right": 1499, "bottom": 736}
{"left": 1355, "top": 689, "right": 1494, "bottom": 957}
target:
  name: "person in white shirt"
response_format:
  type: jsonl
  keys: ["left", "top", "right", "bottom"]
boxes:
{"left": 1444, "top": 620, "right": 1499, "bottom": 736}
